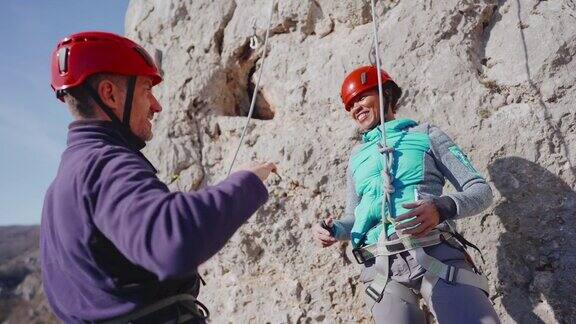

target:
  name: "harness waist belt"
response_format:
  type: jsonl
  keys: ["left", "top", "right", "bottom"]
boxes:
{"left": 99, "top": 294, "right": 209, "bottom": 324}
{"left": 353, "top": 229, "right": 444, "bottom": 264}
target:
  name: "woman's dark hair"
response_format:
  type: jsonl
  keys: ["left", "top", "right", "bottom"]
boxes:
{"left": 383, "top": 81, "right": 403, "bottom": 113}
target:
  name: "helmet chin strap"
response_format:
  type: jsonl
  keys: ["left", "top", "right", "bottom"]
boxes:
{"left": 82, "top": 76, "right": 142, "bottom": 147}
{"left": 122, "top": 76, "right": 137, "bottom": 127}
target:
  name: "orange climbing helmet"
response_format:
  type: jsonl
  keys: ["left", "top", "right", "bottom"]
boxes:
{"left": 340, "top": 66, "right": 400, "bottom": 111}
{"left": 50, "top": 31, "right": 162, "bottom": 101}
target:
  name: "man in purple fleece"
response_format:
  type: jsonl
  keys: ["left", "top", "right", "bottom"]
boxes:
{"left": 42, "top": 31, "right": 276, "bottom": 323}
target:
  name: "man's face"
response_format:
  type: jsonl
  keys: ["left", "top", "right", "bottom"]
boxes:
{"left": 129, "top": 76, "right": 162, "bottom": 141}
{"left": 348, "top": 90, "right": 381, "bottom": 131}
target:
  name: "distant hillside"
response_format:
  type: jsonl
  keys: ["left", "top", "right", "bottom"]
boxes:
{"left": 0, "top": 226, "right": 39, "bottom": 263}
{"left": 0, "top": 225, "right": 56, "bottom": 323}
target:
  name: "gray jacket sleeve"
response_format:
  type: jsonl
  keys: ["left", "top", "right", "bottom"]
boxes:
{"left": 332, "top": 148, "right": 361, "bottom": 240}
{"left": 428, "top": 125, "right": 493, "bottom": 219}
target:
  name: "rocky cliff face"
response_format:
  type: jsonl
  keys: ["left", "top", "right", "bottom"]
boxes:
{"left": 124, "top": 0, "right": 576, "bottom": 322}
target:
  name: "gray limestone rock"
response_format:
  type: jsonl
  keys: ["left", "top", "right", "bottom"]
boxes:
{"left": 126, "top": 0, "right": 576, "bottom": 322}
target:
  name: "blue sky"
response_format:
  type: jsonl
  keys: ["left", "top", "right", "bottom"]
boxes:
{"left": 0, "top": 1, "right": 128, "bottom": 225}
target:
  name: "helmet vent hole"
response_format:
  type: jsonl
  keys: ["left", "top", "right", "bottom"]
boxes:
{"left": 57, "top": 47, "right": 69, "bottom": 74}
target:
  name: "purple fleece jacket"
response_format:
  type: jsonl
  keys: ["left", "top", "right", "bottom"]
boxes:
{"left": 40, "top": 120, "right": 268, "bottom": 322}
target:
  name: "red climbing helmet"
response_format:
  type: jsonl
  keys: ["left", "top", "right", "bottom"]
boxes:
{"left": 50, "top": 31, "right": 162, "bottom": 101}
{"left": 340, "top": 66, "right": 396, "bottom": 111}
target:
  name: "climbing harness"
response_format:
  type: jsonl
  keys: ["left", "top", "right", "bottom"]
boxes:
{"left": 227, "top": 0, "right": 276, "bottom": 177}
{"left": 354, "top": 229, "right": 490, "bottom": 303}
{"left": 357, "top": 0, "right": 490, "bottom": 305}
{"left": 99, "top": 294, "right": 209, "bottom": 324}
{"left": 352, "top": 229, "right": 444, "bottom": 264}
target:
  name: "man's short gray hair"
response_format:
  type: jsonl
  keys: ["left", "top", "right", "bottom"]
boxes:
{"left": 64, "top": 73, "right": 128, "bottom": 118}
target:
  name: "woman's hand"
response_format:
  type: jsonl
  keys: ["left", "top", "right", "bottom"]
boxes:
{"left": 394, "top": 200, "right": 440, "bottom": 238}
{"left": 312, "top": 217, "right": 337, "bottom": 248}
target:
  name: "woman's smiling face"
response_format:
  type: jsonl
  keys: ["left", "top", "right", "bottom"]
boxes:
{"left": 348, "top": 89, "right": 381, "bottom": 131}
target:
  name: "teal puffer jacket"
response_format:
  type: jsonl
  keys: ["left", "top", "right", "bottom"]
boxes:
{"left": 350, "top": 118, "right": 430, "bottom": 247}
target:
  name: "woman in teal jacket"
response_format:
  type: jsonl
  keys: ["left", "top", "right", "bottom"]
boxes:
{"left": 312, "top": 66, "right": 500, "bottom": 324}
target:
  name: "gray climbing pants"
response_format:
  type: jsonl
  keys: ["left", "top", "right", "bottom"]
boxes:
{"left": 359, "top": 241, "right": 500, "bottom": 324}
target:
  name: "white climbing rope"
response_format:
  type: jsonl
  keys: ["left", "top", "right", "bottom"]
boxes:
{"left": 370, "top": 0, "right": 396, "bottom": 223}
{"left": 227, "top": 0, "right": 276, "bottom": 177}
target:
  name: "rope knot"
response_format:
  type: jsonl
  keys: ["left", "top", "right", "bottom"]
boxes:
{"left": 377, "top": 143, "right": 394, "bottom": 155}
